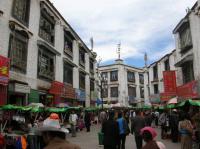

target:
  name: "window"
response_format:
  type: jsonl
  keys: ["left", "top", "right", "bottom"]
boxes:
{"left": 79, "top": 72, "right": 85, "bottom": 90}
{"left": 38, "top": 47, "right": 55, "bottom": 81}
{"left": 139, "top": 74, "right": 144, "bottom": 84}
{"left": 140, "top": 87, "right": 144, "bottom": 98}
{"left": 90, "top": 79, "right": 94, "bottom": 91}
{"left": 12, "top": 0, "right": 30, "bottom": 26}
{"left": 64, "top": 31, "right": 73, "bottom": 59}
{"left": 179, "top": 23, "right": 192, "bottom": 53}
{"left": 90, "top": 58, "right": 94, "bottom": 73}
{"left": 153, "top": 65, "right": 158, "bottom": 80}
{"left": 63, "top": 62, "right": 73, "bottom": 85}
{"left": 79, "top": 48, "right": 85, "bottom": 67}
{"left": 101, "top": 72, "right": 108, "bottom": 79}
{"left": 39, "top": 9, "right": 55, "bottom": 45}
{"left": 127, "top": 71, "right": 135, "bottom": 82}
{"left": 111, "top": 87, "right": 118, "bottom": 97}
{"left": 128, "top": 87, "right": 136, "bottom": 99}
{"left": 182, "top": 61, "right": 194, "bottom": 84}
{"left": 110, "top": 71, "right": 118, "bottom": 81}
{"left": 164, "top": 59, "right": 170, "bottom": 71}
{"left": 154, "top": 84, "right": 159, "bottom": 94}
{"left": 9, "top": 31, "right": 29, "bottom": 73}
{"left": 102, "top": 88, "right": 108, "bottom": 98}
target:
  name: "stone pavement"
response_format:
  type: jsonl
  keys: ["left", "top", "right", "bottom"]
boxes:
{"left": 66, "top": 125, "right": 181, "bottom": 149}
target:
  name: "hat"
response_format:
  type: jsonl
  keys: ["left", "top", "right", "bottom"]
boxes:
{"left": 36, "top": 117, "right": 68, "bottom": 133}
{"left": 140, "top": 127, "right": 157, "bottom": 138}
{"left": 172, "top": 109, "right": 177, "bottom": 112}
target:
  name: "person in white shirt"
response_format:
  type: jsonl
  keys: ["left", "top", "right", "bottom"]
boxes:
{"left": 69, "top": 111, "right": 78, "bottom": 137}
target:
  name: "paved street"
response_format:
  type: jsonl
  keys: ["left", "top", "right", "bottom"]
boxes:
{"left": 66, "top": 124, "right": 181, "bottom": 149}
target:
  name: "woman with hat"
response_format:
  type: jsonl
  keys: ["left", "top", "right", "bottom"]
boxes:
{"left": 140, "top": 127, "right": 166, "bottom": 149}
{"left": 37, "top": 113, "right": 80, "bottom": 149}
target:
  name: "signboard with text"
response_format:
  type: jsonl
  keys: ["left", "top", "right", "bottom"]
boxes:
{"left": 163, "top": 71, "right": 177, "bottom": 94}
{"left": 160, "top": 92, "right": 176, "bottom": 101}
{"left": 177, "top": 80, "right": 199, "bottom": 99}
{"left": 0, "top": 55, "right": 10, "bottom": 85}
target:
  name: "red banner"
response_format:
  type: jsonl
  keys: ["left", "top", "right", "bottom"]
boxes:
{"left": 163, "top": 71, "right": 177, "bottom": 94}
{"left": 160, "top": 92, "right": 176, "bottom": 101}
{"left": 0, "top": 55, "right": 10, "bottom": 85}
{"left": 63, "top": 84, "right": 75, "bottom": 99}
{"left": 177, "top": 80, "right": 199, "bottom": 99}
{"left": 49, "top": 81, "right": 64, "bottom": 95}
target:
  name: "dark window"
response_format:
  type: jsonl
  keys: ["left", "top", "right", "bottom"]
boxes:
{"left": 64, "top": 31, "right": 73, "bottom": 59}
{"left": 110, "top": 71, "right": 118, "bottom": 81}
{"left": 63, "top": 62, "right": 73, "bottom": 85}
{"left": 102, "top": 88, "right": 108, "bottom": 98}
{"left": 39, "top": 9, "right": 55, "bottom": 45}
{"left": 128, "top": 86, "right": 136, "bottom": 98}
{"left": 79, "top": 72, "right": 85, "bottom": 90}
{"left": 12, "top": 0, "right": 30, "bottom": 26}
{"left": 79, "top": 48, "right": 85, "bottom": 67}
{"left": 9, "top": 31, "right": 29, "bottom": 73}
{"left": 90, "top": 79, "right": 94, "bottom": 91}
{"left": 140, "top": 87, "right": 144, "bottom": 98}
{"left": 111, "top": 87, "right": 118, "bottom": 97}
{"left": 182, "top": 61, "right": 194, "bottom": 84}
{"left": 139, "top": 74, "right": 144, "bottom": 84}
{"left": 154, "top": 84, "right": 159, "bottom": 94}
{"left": 38, "top": 47, "right": 55, "bottom": 81}
{"left": 153, "top": 65, "right": 158, "bottom": 80}
{"left": 179, "top": 23, "right": 193, "bottom": 53}
{"left": 164, "top": 59, "right": 170, "bottom": 71}
{"left": 90, "top": 58, "right": 94, "bottom": 73}
{"left": 101, "top": 72, "right": 108, "bottom": 79}
{"left": 127, "top": 71, "right": 135, "bottom": 82}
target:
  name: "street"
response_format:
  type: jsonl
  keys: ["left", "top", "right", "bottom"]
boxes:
{"left": 66, "top": 124, "right": 181, "bottom": 149}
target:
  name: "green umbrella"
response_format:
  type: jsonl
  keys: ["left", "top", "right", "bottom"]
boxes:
{"left": 2, "top": 104, "right": 19, "bottom": 110}
{"left": 46, "top": 107, "right": 68, "bottom": 113}
{"left": 188, "top": 99, "right": 200, "bottom": 106}
{"left": 166, "top": 104, "right": 176, "bottom": 109}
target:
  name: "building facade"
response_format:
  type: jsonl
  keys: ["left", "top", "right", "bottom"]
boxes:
{"left": 98, "top": 59, "right": 149, "bottom": 106}
{"left": 0, "top": 0, "right": 97, "bottom": 107}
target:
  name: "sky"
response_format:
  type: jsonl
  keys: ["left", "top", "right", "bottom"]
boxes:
{"left": 50, "top": 0, "right": 196, "bottom": 67}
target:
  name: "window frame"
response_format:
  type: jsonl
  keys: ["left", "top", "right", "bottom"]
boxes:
{"left": 79, "top": 72, "right": 85, "bottom": 90}
{"left": 110, "top": 70, "right": 118, "bottom": 82}
{"left": 79, "top": 48, "right": 85, "bottom": 67}
{"left": 110, "top": 87, "right": 118, "bottom": 97}
{"left": 139, "top": 74, "right": 144, "bottom": 84}
{"left": 63, "top": 62, "right": 73, "bottom": 85}
{"left": 140, "top": 86, "right": 144, "bottom": 98}
{"left": 12, "top": 0, "right": 31, "bottom": 26}
{"left": 154, "top": 84, "right": 159, "bottom": 94}
{"left": 127, "top": 71, "right": 135, "bottom": 83}
{"left": 64, "top": 31, "right": 74, "bottom": 59}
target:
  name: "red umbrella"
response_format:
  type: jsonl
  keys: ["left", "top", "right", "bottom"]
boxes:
{"left": 140, "top": 127, "right": 157, "bottom": 138}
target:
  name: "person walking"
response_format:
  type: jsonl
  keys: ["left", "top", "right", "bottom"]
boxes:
{"left": 37, "top": 114, "right": 80, "bottom": 149}
{"left": 84, "top": 111, "right": 91, "bottom": 132}
{"left": 102, "top": 110, "right": 119, "bottom": 149}
{"left": 69, "top": 111, "right": 78, "bottom": 137}
{"left": 169, "top": 109, "right": 179, "bottom": 143}
{"left": 117, "top": 112, "right": 129, "bottom": 149}
{"left": 179, "top": 112, "right": 193, "bottom": 149}
{"left": 131, "top": 110, "right": 146, "bottom": 149}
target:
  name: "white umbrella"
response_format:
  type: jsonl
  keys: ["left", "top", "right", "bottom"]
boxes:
{"left": 28, "top": 103, "right": 44, "bottom": 107}
{"left": 56, "top": 103, "right": 69, "bottom": 108}
{"left": 167, "top": 97, "right": 177, "bottom": 104}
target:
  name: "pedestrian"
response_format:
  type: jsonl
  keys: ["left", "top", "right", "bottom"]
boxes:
{"left": 117, "top": 112, "right": 129, "bottom": 149}
{"left": 102, "top": 110, "right": 119, "bottom": 149}
{"left": 169, "top": 109, "right": 179, "bottom": 143}
{"left": 158, "top": 111, "right": 169, "bottom": 139}
{"left": 144, "top": 111, "right": 152, "bottom": 126}
{"left": 179, "top": 112, "right": 193, "bottom": 149}
{"left": 192, "top": 109, "right": 200, "bottom": 148}
{"left": 37, "top": 113, "right": 80, "bottom": 149}
{"left": 154, "top": 111, "right": 159, "bottom": 128}
{"left": 84, "top": 111, "right": 91, "bottom": 132}
{"left": 141, "top": 127, "right": 166, "bottom": 149}
{"left": 99, "top": 110, "right": 107, "bottom": 124}
{"left": 69, "top": 111, "right": 78, "bottom": 137}
{"left": 131, "top": 110, "right": 145, "bottom": 149}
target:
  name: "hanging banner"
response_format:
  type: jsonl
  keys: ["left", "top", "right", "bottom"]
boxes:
{"left": 160, "top": 92, "right": 176, "bottom": 101}
{"left": 0, "top": 55, "right": 10, "bottom": 85}
{"left": 49, "top": 81, "right": 64, "bottom": 95}
{"left": 177, "top": 80, "right": 199, "bottom": 99}
{"left": 75, "top": 89, "right": 86, "bottom": 101}
{"left": 163, "top": 71, "right": 177, "bottom": 94}
{"left": 62, "top": 84, "right": 75, "bottom": 99}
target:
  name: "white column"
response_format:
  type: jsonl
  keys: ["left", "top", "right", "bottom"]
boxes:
{"left": 85, "top": 53, "right": 90, "bottom": 73}
{"left": 85, "top": 75, "right": 90, "bottom": 107}
{"left": 73, "top": 67, "right": 79, "bottom": 89}
{"left": 73, "top": 41, "right": 79, "bottom": 66}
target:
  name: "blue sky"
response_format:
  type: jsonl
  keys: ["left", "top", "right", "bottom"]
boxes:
{"left": 51, "top": 0, "right": 196, "bottom": 67}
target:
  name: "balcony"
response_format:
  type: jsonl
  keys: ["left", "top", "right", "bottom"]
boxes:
{"left": 64, "top": 48, "right": 73, "bottom": 59}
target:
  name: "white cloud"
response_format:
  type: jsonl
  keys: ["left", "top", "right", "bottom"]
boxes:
{"left": 50, "top": 0, "right": 196, "bottom": 65}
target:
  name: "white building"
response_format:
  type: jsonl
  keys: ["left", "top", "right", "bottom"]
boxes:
{"left": 0, "top": 0, "right": 97, "bottom": 107}
{"left": 98, "top": 59, "right": 149, "bottom": 107}
{"left": 148, "top": 50, "right": 177, "bottom": 103}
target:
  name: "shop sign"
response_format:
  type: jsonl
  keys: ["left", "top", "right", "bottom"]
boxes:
{"left": 15, "top": 83, "right": 30, "bottom": 93}
{"left": 62, "top": 84, "right": 75, "bottom": 99}
{"left": 0, "top": 55, "right": 10, "bottom": 85}
{"left": 49, "top": 81, "right": 64, "bottom": 95}
{"left": 149, "top": 94, "right": 160, "bottom": 103}
{"left": 163, "top": 71, "right": 177, "bottom": 94}
{"left": 75, "top": 89, "right": 86, "bottom": 101}
{"left": 160, "top": 92, "right": 176, "bottom": 101}
{"left": 177, "top": 80, "right": 199, "bottom": 99}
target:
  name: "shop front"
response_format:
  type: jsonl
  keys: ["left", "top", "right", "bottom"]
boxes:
{"left": 8, "top": 81, "right": 30, "bottom": 105}
{"left": 75, "top": 89, "right": 86, "bottom": 107}
{"left": 0, "top": 55, "right": 10, "bottom": 105}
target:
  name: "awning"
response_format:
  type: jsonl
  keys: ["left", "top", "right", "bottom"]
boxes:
{"left": 37, "top": 40, "right": 61, "bottom": 56}
{"left": 167, "top": 97, "right": 178, "bottom": 104}
{"left": 174, "top": 54, "right": 193, "bottom": 67}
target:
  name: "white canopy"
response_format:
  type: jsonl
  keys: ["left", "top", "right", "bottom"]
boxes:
{"left": 167, "top": 97, "right": 177, "bottom": 104}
